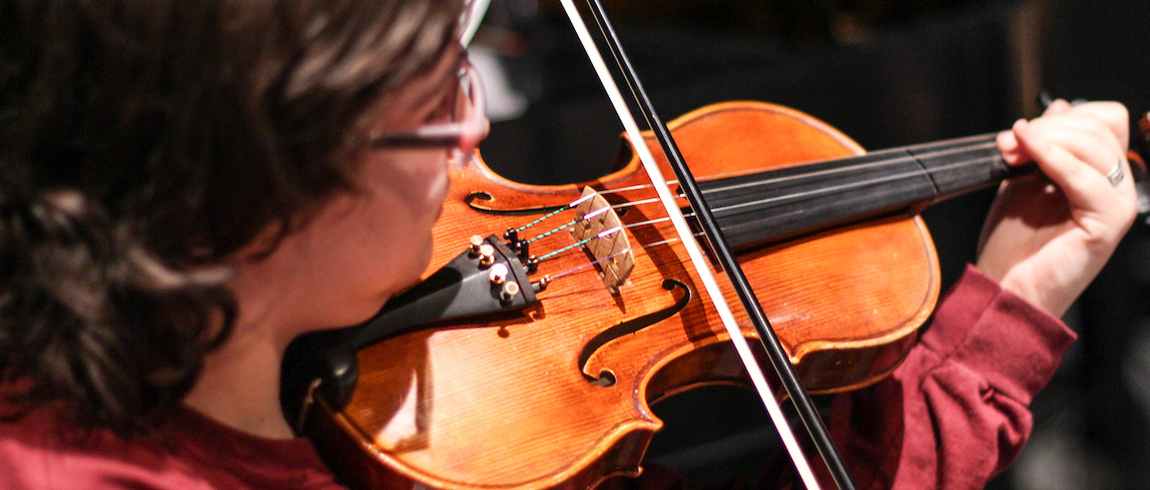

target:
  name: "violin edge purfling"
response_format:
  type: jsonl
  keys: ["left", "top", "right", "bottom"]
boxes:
{"left": 290, "top": 101, "right": 962, "bottom": 490}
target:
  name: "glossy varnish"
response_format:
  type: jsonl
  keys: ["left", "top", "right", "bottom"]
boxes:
{"left": 306, "top": 101, "right": 947, "bottom": 490}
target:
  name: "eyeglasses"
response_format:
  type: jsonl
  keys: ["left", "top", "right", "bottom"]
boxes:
{"left": 369, "top": 59, "right": 490, "bottom": 166}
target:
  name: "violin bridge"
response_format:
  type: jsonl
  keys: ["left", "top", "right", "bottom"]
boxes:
{"left": 572, "top": 187, "right": 634, "bottom": 294}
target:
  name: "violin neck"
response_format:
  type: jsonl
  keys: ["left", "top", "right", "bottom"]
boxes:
{"left": 698, "top": 133, "right": 1033, "bottom": 250}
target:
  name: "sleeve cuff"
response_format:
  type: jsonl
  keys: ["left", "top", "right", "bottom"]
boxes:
{"left": 920, "top": 264, "right": 1077, "bottom": 404}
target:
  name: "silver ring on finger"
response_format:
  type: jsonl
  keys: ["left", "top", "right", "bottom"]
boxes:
{"left": 1107, "top": 160, "right": 1126, "bottom": 186}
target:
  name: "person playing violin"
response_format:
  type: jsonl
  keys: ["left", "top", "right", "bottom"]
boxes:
{"left": 0, "top": 0, "right": 1136, "bottom": 489}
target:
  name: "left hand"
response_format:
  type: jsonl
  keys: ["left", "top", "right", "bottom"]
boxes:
{"left": 976, "top": 100, "right": 1138, "bottom": 317}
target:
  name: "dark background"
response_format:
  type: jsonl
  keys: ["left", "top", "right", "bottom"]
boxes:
{"left": 469, "top": 0, "right": 1150, "bottom": 488}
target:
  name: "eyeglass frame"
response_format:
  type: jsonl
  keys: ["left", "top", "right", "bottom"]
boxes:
{"left": 368, "top": 58, "right": 490, "bottom": 165}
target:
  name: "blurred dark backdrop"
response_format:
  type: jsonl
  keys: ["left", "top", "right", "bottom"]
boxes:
{"left": 468, "top": 0, "right": 1150, "bottom": 488}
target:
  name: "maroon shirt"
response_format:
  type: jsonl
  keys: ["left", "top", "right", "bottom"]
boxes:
{"left": 0, "top": 405, "right": 343, "bottom": 489}
{"left": 822, "top": 264, "right": 1075, "bottom": 489}
{"left": 0, "top": 265, "right": 1074, "bottom": 490}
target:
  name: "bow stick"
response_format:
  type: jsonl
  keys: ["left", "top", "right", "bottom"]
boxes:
{"left": 554, "top": 2, "right": 858, "bottom": 489}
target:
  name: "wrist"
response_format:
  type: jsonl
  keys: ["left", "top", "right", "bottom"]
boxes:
{"left": 976, "top": 264, "right": 1076, "bottom": 318}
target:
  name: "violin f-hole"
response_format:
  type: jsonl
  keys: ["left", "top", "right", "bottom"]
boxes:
{"left": 465, "top": 190, "right": 568, "bottom": 215}
{"left": 578, "top": 279, "right": 691, "bottom": 385}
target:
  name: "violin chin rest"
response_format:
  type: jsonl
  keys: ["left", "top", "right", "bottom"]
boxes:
{"left": 280, "top": 234, "right": 540, "bottom": 429}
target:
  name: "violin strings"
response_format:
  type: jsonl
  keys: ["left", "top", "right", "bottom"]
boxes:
{"left": 518, "top": 196, "right": 665, "bottom": 247}
{"left": 520, "top": 203, "right": 632, "bottom": 246}
{"left": 549, "top": 247, "right": 633, "bottom": 280}
{"left": 623, "top": 216, "right": 671, "bottom": 228}
{"left": 577, "top": 150, "right": 1002, "bottom": 217}
{"left": 513, "top": 139, "right": 1001, "bottom": 266}
{"left": 595, "top": 182, "right": 663, "bottom": 195}
{"left": 700, "top": 140, "right": 999, "bottom": 195}
{"left": 594, "top": 217, "right": 703, "bottom": 241}
{"left": 545, "top": 235, "right": 689, "bottom": 282}
{"left": 512, "top": 193, "right": 602, "bottom": 247}
{"left": 531, "top": 218, "right": 692, "bottom": 258}
{"left": 524, "top": 219, "right": 577, "bottom": 245}
{"left": 509, "top": 193, "right": 596, "bottom": 234}
{"left": 519, "top": 214, "right": 685, "bottom": 268}
{"left": 587, "top": 138, "right": 999, "bottom": 200}
{"left": 614, "top": 197, "right": 661, "bottom": 208}
{"left": 585, "top": 205, "right": 613, "bottom": 220}
{"left": 533, "top": 225, "right": 623, "bottom": 263}
{"left": 622, "top": 216, "right": 705, "bottom": 235}
{"left": 510, "top": 138, "right": 996, "bottom": 238}
{"left": 708, "top": 155, "right": 1003, "bottom": 214}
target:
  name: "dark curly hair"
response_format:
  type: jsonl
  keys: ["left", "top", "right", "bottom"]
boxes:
{"left": 0, "top": 0, "right": 463, "bottom": 434}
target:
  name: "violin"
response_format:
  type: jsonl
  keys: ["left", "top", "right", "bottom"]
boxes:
{"left": 281, "top": 99, "right": 1040, "bottom": 490}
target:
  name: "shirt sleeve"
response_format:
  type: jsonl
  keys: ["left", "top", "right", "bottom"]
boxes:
{"left": 823, "top": 264, "right": 1077, "bottom": 490}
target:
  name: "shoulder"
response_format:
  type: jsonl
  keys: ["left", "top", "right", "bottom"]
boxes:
{"left": 0, "top": 404, "right": 345, "bottom": 490}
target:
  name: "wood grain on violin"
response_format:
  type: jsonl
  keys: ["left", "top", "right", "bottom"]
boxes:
{"left": 281, "top": 101, "right": 1030, "bottom": 490}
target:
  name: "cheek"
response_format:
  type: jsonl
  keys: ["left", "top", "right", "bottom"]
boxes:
{"left": 346, "top": 153, "right": 449, "bottom": 289}
{"left": 295, "top": 196, "right": 433, "bottom": 327}
{"left": 363, "top": 150, "right": 448, "bottom": 216}
{"left": 237, "top": 154, "right": 452, "bottom": 332}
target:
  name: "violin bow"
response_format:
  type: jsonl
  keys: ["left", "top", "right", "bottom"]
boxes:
{"left": 553, "top": 2, "right": 858, "bottom": 489}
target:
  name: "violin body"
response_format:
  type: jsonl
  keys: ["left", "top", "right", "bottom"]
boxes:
{"left": 301, "top": 101, "right": 940, "bottom": 490}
